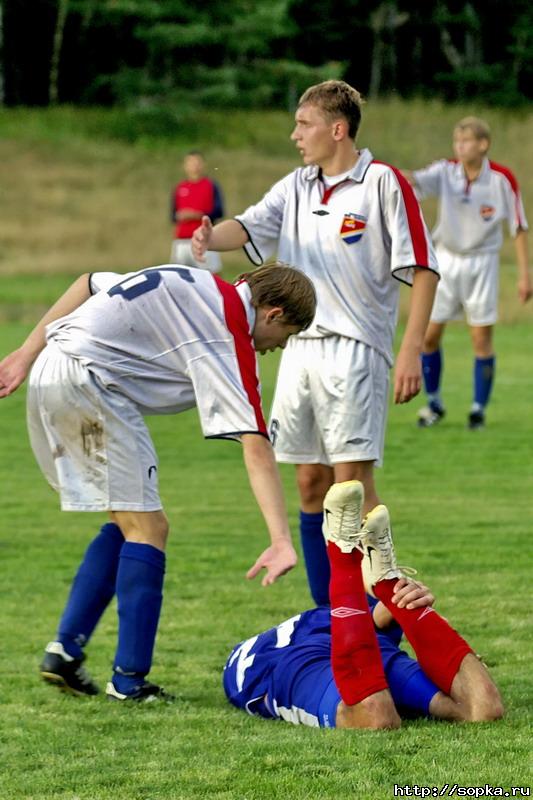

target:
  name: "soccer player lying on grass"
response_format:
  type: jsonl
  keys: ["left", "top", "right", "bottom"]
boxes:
{"left": 224, "top": 481, "right": 503, "bottom": 728}
{"left": 0, "top": 263, "right": 316, "bottom": 702}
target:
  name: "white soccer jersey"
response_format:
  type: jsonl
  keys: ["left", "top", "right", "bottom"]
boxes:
{"left": 236, "top": 148, "right": 438, "bottom": 366}
{"left": 413, "top": 158, "right": 528, "bottom": 255}
{"left": 45, "top": 266, "right": 267, "bottom": 440}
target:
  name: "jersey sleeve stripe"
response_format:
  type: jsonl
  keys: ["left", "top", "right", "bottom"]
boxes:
{"left": 235, "top": 219, "right": 264, "bottom": 266}
{"left": 489, "top": 161, "right": 527, "bottom": 229}
{"left": 214, "top": 276, "right": 267, "bottom": 435}
{"left": 375, "top": 161, "right": 430, "bottom": 267}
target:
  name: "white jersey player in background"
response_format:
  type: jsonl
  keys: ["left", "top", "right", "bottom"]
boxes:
{"left": 192, "top": 80, "right": 439, "bottom": 721}
{"left": 403, "top": 116, "right": 531, "bottom": 430}
{"left": 0, "top": 263, "right": 316, "bottom": 702}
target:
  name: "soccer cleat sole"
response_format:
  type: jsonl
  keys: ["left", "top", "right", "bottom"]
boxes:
{"left": 40, "top": 670, "right": 91, "bottom": 697}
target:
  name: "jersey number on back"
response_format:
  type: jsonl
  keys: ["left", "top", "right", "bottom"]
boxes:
{"left": 108, "top": 267, "right": 195, "bottom": 301}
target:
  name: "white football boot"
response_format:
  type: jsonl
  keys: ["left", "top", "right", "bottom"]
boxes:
{"left": 322, "top": 480, "right": 365, "bottom": 553}
{"left": 359, "top": 504, "right": 416, "bottom": 597}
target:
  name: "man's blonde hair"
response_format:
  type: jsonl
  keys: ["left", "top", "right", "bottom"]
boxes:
{"left": 240, "top": 263, "right": 316, "bottom": 331}
{"left": 454, "top": 116, "right": 491, "bottom": 143}
{"left": 298, "top": 80, "right": 364, "bottom": 139}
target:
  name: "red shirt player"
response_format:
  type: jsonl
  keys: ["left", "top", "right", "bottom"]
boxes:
{"left": 170, "top": 151, "right": 224, "bottom": 273}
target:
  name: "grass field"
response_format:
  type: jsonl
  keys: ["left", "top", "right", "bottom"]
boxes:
{"left": 0, "top": 102, "right": 532, "bottom": 797}
{"left": 1, "top": 272, "right": 532, "bottom": 799}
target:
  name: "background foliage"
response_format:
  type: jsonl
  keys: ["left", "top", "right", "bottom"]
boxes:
{"left": 2, "top": 0, "right": 532, "bottom": 109}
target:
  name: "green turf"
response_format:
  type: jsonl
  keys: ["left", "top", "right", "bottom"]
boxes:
{"left": 0, "top": 288, "right": 532, "bottom": 799}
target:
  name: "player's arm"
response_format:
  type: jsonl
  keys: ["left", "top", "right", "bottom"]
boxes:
{"left": 372, "top": 578, "right": 435, "bottom": 629}
{"left": 514, "top": 228, "right": 532, "bottom": 303}
{"left": 191, "top": 217, "right": 249, "bottom": 262}
{"left": 394, "top": 267, "right": 439, "bottom": 404}
{"left": 0, "top": 273, "right": 92, "bottom": 398}
{"left": 240, "top": 433, "right": 297, "bottom": 587}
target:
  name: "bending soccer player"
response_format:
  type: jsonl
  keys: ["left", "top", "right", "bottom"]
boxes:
{"left": 224, "top": 482, "right": 503, "bottom": 728}
{"left": 0, "top": 263, "right": 316, "bottom": 702}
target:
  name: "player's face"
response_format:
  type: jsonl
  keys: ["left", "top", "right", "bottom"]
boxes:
{"left": 183, "top": 155, "right": 205, "bottom": 180}
{"left": 252, "top": 309, "right": 301, "bottom": 354}
{"left": 291, "top": 104, "right": 337, "bottom": 166}
{"left": 453, "top": 130, "right": 488, "bottom": 165}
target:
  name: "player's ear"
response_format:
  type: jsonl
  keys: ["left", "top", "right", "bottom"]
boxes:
{"left": 332, "top": 118, "right": 348, "bottom": 141}
{"left": 265, "top": 306, "right": 285, "bottom": 323}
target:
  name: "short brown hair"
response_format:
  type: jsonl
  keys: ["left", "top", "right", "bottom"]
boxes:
{"left": 240, "top": 263, "right": 316, "bottom": 331}
{"left": 454, "top": 116, "right": 491, "bottom": 143}
{"left": 298, "top": 80, "right": 364, "bottom": 139}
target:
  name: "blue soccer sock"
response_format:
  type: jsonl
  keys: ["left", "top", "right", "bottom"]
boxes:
{"left": 421, "top": 349, "right": 443, "bottom": 405}
{"left": 112, "top": 542, "right": 166, "bottom": 694}
{"left": 473, "top": 355, "right": 495, "bottom": 409}
{"left": 300, "top": 510, "right": 330, "bottom": 606}
{"left": 58, "top": 523, "right": 125, "bottom": 659}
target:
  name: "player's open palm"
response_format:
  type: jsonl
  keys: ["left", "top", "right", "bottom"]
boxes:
{"left": 246, "top": 540, "right": 298, "bottom": 587}
{"left": 0, "top": 348, "right": 32, "bottom": 398}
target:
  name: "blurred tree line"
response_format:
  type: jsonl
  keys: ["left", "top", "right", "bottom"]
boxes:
{"left": 1, "top": 0, "right": 531, "bottom": 109}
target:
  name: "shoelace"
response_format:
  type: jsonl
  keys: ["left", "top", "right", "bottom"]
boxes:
{"left": 326, "top": 505, "right": 362, "bottom": 541}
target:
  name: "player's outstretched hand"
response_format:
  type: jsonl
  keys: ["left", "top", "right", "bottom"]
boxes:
{"left": 0, "top": 348, "right": 33, "bottom": 398}
{"left": 191, "top": 215, "right": 213, "bottom": 263}
{"left": 246, "top": 540, "right": 298, "bottom": 587}
{"left": 390, "top": 577, "right": 434, "bottom": 610}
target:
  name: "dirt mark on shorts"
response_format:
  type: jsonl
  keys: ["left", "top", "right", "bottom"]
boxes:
{"left": 81, "top": 420, "right": 104, "bottom": 458}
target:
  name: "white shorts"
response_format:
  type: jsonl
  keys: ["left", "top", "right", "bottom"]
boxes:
{"left": 27, "top": 345, "right": 163, "bottom": 512}
{"left": 170, "top": 239, "right": 222, "bottom": 274}
{"left": 431, "top": 245, "right": 499, "bottom": 326}
{"left": 269, "top": 336, "right": 389, "bottom": 466}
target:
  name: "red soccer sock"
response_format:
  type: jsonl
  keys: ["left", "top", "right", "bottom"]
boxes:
{"left": 374, "top": 579, "right": 473, "bottom": 695}
{"left": 327, "top": 541, "right": 388, "bottom": 705}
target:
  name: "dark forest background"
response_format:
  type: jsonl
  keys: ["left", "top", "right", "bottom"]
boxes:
{"left": 2, "top": 0, "right": 532, "bottom": 110}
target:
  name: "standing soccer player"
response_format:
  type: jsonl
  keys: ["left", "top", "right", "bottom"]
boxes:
{"left": 403, "top": 116, "right": 531, "bottom": 430}
{"left": 0, "top": 263, "right": 316, "bottom": 701}
{"left": 170, "top": 150, "right": 224, "bottom": 273}
{"left": 192, "top": 80, "right": 439, "bottom": 608}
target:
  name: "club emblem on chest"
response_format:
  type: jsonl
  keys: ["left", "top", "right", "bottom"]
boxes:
{"left": 340, "top": 213, "right": 367, "bottom": 244}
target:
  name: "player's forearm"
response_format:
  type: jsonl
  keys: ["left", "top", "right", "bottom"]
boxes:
{"left": 400, "top": 267, "right": 439, "bottom": 353}
{"left": 209, "top": 219, "right": 249, "bottom": 251}
{"left": 20, "top": 273, "right": 92, "bottom": 362}
{"left": 514, "top": 229, "right": 530, "bottom": 276}
{"left": 241, "top": 433, "right": 292, "bottom": 545}
{"left": 372, "top": 602, "right": 394, "bottom": 629}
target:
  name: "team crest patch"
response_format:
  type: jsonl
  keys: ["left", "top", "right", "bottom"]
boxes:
{"left": 340, "top": 213, "right": 367, "bottom": 244}
{"left": 480, "top": 205, "right": 495, "bottom": 221}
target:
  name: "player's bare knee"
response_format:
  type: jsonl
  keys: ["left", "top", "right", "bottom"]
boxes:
{"left": 296, "top": 467, "right": 332, "bottom": 507}
{"left": 451, "top": 655, "right": 504, "bottom": 722}
{"left": 114, "top": 510, "right": 169, "bottom": 549}
{"left": 466, "top": 683, "right": 504, "bottom": 722}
